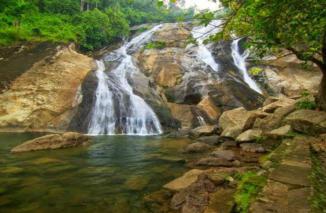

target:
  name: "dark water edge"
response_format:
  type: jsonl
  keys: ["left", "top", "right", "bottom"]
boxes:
{"left": 0, "top": 133, "right": 192, "bottom": 212}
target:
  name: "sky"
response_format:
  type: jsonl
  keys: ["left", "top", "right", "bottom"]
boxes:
{"left": 179, "top": 0, "right": 221, "bottom": 11}
{"left": 164, "top": 0, "right": 221, "bottom": 12}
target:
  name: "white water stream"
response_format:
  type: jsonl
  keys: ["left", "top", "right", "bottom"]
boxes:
{"left": 231, "top": 38, "right": 262, "bottom": 94}
{"left": 88, "top": 26, "right": 163, "bottom": 135}
{"left": 191, "top": 20, "right": 221, "bottom": 72}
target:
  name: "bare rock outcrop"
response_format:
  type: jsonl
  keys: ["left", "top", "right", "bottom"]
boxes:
{"left": 0, "top": 44, "right": 94, "bottom": 132}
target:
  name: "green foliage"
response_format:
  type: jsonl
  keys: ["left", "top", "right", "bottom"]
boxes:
{"left": 296, "top": 99, "right": 317, "bottom": 110}
{"left": 234, "top": 172, "right": 267, "bottom": 213}
{"left": 145, "top": 41, "right": 166, "bottom": 49}
{"left": 249, "top": 67, "right": 263, "bottom": 76}
{"left": 0, "top": 0, "right": 194, "bottom": 51}
{"left": 295, "top": 90, "right": 317, "bottom": 110}
{"left": 218, "top": 0, "right": 326, "bottom": 64}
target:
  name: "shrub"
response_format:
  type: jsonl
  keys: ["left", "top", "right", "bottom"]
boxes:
{"left": 145, "top": 41, "right": 166, "bottom": 49}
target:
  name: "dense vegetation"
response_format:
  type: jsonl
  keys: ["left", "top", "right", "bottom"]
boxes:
{"left": 0, "top": 0, "right": 193, "bottom": 51}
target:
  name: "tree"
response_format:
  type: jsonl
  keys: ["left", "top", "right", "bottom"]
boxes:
{"left": 196, "top": 0, "right": 326, "bottom": 109}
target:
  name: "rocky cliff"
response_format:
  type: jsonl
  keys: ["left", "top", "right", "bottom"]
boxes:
{"left": 0, "top": 44, "right": 94, "bottom": 132}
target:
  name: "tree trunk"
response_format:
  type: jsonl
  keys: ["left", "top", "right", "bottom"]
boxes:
{"left": 318, "top": 33, "right": 326, "bottom": 110}
{"left": 80, "top": 0, "right": 84, "bottom": 11}
{"left": 317, "top": 68, "right": 326, "bottom": 110}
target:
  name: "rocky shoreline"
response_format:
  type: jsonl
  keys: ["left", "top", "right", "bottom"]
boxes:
{"left": 144, "top": 95, "right": 326, "bottom": 213}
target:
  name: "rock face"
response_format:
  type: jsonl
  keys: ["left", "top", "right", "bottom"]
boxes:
{"left": 11, "top": 132, "right": 90, "bottom": 153}
{"left": 134, "top": 23, "right": 264, "bottom": 130}
{"left": 259, "top": 53, "right": 322, "bottom": 97}
{"left": 0, "top": 44, "right": 94, "bottom": 132}
{"left": 285, "top": 110, "right": 326, "bottom": 136}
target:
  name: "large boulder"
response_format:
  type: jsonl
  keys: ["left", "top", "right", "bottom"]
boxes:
{"left": 0, "top": 45, "right": 94, "bottom": 132}
{"left": 284, "top": 110, "right": 326, "bottom": 136}
{"left": 11, "top": 132, "right": 90, "bottom": 153}
{"left": 163, "top": 169, "right": 205, "bottom": 191}
{"left": 219, "top": 107, "right": 266, "bottom": 139}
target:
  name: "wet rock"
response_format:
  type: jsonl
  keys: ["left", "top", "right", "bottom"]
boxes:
{"left": 284, "top": 109, "right": 326, "bottom": 136}
{"left": 183, "top": 142, "right": 212, "bottom": 153}
{"left": 197, "top": 135, "right": 220, "bottom": 146}
{"left": 266, "top": 125, "right": 292, "bottom": 138}
{"left": 196, "top": 157, "right": 240, "bottom": 167}
{"left": 197, "top": 96, "right": 221, "bottom": 121}
{"left": 189, "top": 125, "right": 218, "bottom": 138}
{"left": 11, "top": 132, "right": 90, "bottom": 153}
{"left": 240, "top": 143, "right": 265, "bottom": 153}
{"left": 236, "top": 129, "right": 263, "bottom": 142}
{"left": 210, "top": 150, "right": 236, "bottom": 161}
{"left": 164, "top": 169, "right": 205, "bottom": 191}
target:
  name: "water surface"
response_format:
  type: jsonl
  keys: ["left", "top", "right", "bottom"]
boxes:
{"left": 0, "top": 133, "right": 192, "bottom": 212}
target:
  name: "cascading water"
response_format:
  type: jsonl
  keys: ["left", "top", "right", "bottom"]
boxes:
{"left": 231, "top": 38, "right": 262, "bottom": 94}
{"left": 191, "top": 20, "right": 221, "bottom": 72}
{"left": 88, "top": 26, "right": 163, "bottom": 135}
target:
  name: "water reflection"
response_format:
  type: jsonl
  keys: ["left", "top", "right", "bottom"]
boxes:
{"left": 0, "top": 133, "right": 191, "bottom": 212}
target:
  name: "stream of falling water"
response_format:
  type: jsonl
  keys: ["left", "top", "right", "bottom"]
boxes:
{"left": 231, "top": 38, "right": 262, "bottom": 94}
{"left": 191, "top": 20, "right": 221, "bottom": 72}
{"left": 88, "top": 26, "right": 163, "bottom": 135}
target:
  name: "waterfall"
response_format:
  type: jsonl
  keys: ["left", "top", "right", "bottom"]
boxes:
{"left": 191, "top": 20, "right": 221, "bottom": 72}
{"left": 88, "top": 26, "right": 163, "bottom": 135}
{"left": 231, "top": 38, "right": 262, "bottom": 94}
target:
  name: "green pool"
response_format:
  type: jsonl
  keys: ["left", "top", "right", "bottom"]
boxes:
{"left": 0, "top": 133, "right": 192, "bottom": 212}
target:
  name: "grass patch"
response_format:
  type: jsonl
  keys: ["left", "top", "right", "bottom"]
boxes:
{"left": 145, "top": 41, "right": 166, "bottom": 49}
{"left": 234, "top": 172, "right": 267, "bottom": 213}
